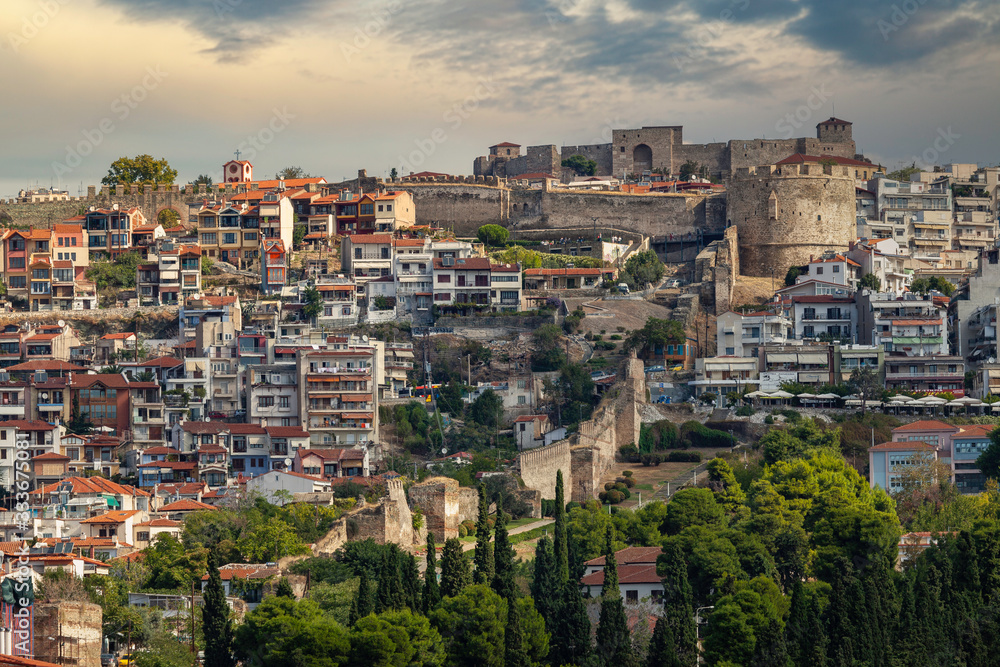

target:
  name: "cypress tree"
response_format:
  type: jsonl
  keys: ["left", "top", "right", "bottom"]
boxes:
{"left": 659, "top": 542, "right": 697, "bottom": 665}
{"left": 645, "top": 616, "right": 681, "bottom": 667}
{"left": 375, "top": 548, "right": 402, "bottom": 613}
{"left": 439, "top": 537, "right": 472, "bottom": 598}
{"left": 550, "top": 579, "right": 592, "bottom": 666}
{"left": 784, "top": 580, "right": 808, "bottom": 666}
{"left": 750, "top": 618, "right": 789, "bottom": 667}
{"left": 531, "top": 537, "right": 558, "bottom": 627}
{"left": 274, "top": 577, "right": 295, "bottom": 598}
{"left": 595, "top": 526, "right": 637, "bottom": 667}
{"left": 493, "top": 511, "right": 516, "bottom": 601}
{"left": 202, "top": 550, "right": 236, "bottom": 667}
{"left": 825, "top": 558, "right": 857, "bottom": 667}
{"left": 804, "top": 596, "right": 828, "bottom": 667}
{"left": 568, "top": 529, "right": 586, "bottom": 581}
{"left": 402, "top": 552, "right": 422, "bottom": 611}
{"left": 554, "top": 469, "right": 569, "bottom": 583}
{"left": 423, "top": 531, "right": 441, "bottom": 613}
{"left": 353, "top": 568, "right": 374, "bottom": 621}
{"left": 473, "top": 485, "right": 495, "bottom": 585}
{"left": 504, "top": 594, "right": 530, "bottom": 667}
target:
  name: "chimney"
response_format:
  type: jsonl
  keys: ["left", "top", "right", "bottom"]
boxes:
{"left": 261, "top": 417, "right": 268, "bottom": 429}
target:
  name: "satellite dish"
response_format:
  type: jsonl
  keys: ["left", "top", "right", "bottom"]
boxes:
{"left": 990, "top": 357, "right": 996, "bottom": 364}
{"left": 362, "top": 335, "right": 369, "bottom": 342}
{"left": 283, "top": 458, "right": 292, "bottom": 468}
{"left": 441, "top": 447, "right": 447, "bottom": 455}
{"left": 57, "top": 320, "right": 65, "bottom": 328}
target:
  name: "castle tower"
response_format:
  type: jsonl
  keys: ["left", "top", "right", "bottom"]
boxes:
{"left": 817, "top": 117, "right": 853, "bottom": 144}
{"left": 728, "top": 162, "right": 855, "bottom": 277}
{"left": 222, "top": 159, "right": 253, "bottom": 183}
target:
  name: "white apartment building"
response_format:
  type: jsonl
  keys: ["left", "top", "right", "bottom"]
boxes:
{"left": 716, "top": 310, "right": 791, "bottom": 358}
{"left": 247, "top": 364, "right": 300, "bottom": 427}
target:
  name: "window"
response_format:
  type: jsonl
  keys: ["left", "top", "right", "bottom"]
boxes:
{"left": 833, "top": 265, "right": 841, "bottom": 273}
{"left": 517, "top": 395, "right": 526, "bottom": 405}
{"left": 803, "top": 326, "right": 814, "bottom": 338}
{"left": 8, "top": 258, "right": 24, "bottom": 269}
{"left": 726, "top": 347, "right": 735, "bottom": 355}
{"left": 817, "top": 266, "right": 823, "bottom": 275}
{"left": 360, "top": 204, "right": 374, "bottom": 215}
{"left": 279, "top": 396, "right": 289, "bottom": 408}
{"left": 258, "top": 396, "right": 274, "bottom": 408}
{"left": 437, "top": 274, "right": 451, "bottom": 283}
{"left": 625, "top": 590, "right": 638, "bottom": 603}
{"left": 517, "top": 379, "right": 526, "bottom": 389}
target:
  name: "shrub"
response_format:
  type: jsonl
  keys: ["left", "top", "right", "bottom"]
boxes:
{"left": 735, "top": 405, "right": 754, "bottom": 417}
{"left": 604, "top": 482, "right": 615, "bottom": 492}
{"left": 598, "top": 491, "right": 608, "bottom": 503}
{"left": 565, "top": 501, "right": 581, "bottom": 512}
{"left": 764, "top": 415, "right": 775, "bottom": 424}
{"left": 680, "top": 421, "right": 733, "bottom": 448}
{"left": 617, "top": 476, "right": 635, "bottom": 488}
{"left": 461, "top": 520, "right": 476, "bottom": 533}
{"left": 623, "top": 470, "right": 633, "bottom": 478}
{"left": 487, "top": 518, "right": 496, "bottom": 530}
{"left": 618, "top": 444, "right": 640, "bottom": 462}
{"left": 607, "top": 489, "right": 624, "bottom": 504}
{"left": 667, "top": 451, "right": 702, "bottom": 463}
{"left": 584, "top": 332, "right": 594, "bottom": 341}
{"left": 595, "top": 341, "right": 616, "bottom": 351}
{"left": 610, "top": 334, "right": 622, "bottom": 341}
{"left": 458, "top": 524, "right": 468, "bottom": 538}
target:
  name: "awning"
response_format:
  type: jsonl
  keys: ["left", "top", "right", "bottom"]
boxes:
{"left": 768, "top": 353, "right": 797, "bottom": 362}
{"left": 797, "top": 353, "right": 828, "bottom": 364}
{"left": 104, "top": 495, "right": 120, "bottom": 508}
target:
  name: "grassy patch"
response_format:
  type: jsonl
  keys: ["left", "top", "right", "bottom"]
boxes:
{"left": 632, "top": 483, "right": 654, "bottom": 491}
{"left": 510, "top": 526, "right": 552, "bottom": 545}
{"left": 508, "top": 517, "right": 541, "bottom": 529}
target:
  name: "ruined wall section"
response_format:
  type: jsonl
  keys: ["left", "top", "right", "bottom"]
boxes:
{"left": 35, "top": 602, "right": 102, "bottom": 667}
{"left": 729, "top": 163, "right": 855, "bottom": 276}
{"left": 561, "top": 144, "right": 614, "bottom": 176}
{"left": 409, "top": 477, "right": 460, "bottom": 542}
{"left": 517, "top": 440, "right": 571, "bottom": 500}
{"left": 694, "top": 226, "right": 739, "bottom": 315}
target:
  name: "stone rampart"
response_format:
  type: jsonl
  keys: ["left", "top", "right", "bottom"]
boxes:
{"left": 35, "top": 602, "right": 102, "bottom": 667}
{"left": 409, "top": 477, "right": 461, "bottom": 542}
{"left": 518, "top": 440, "right": 571, "bottom": 500}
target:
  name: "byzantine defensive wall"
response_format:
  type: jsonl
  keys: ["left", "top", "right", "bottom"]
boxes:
{"left": 1, "top": 118, "right": 865, "bottom": 275}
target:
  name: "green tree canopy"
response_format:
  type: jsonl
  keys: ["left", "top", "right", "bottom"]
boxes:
{"left": 562, "top": 154, "right": 598, "bottom": 176}
{"left": 859, "top": 272, "right": 881, "bottom": 291}
{"left": 476, "top": 224, "right": 510, "bottom": 247}
{"left": 623, "top": 317, "right": 685, "bottom": 356}
{"left": 530, "top": 324, "right": 567, "bottom": 372}
{"left": 620, "top": 250, "right": 664, "bottom": 290}
{"left": 235, "top": 596, "right": 349, "bottom": 667}
{"left": 275, "top": 166, "right": 312, "bottom": 180}
{"left": 429, "top": 584, "right": 507, "bottom": 667}
{"left": 348, "top": 609, "right": 445, "bottom": 667}
{"left": 102, "top": 154, "right": 177, "bottom": 185}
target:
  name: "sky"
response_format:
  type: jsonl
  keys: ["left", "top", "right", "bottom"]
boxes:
{"left": 1, "top": 0, "right": 998, "bottom": 197}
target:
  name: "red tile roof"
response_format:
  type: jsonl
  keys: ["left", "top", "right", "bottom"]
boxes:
{"left": 892, "top": 420, "right": 960, "bottom": 433}
{"left": 348, "top": 234, "right": 392, "bottom": 245}
{"left": 491, "top": 142, "right": 521, "bottom": 148}
{"left": 5, "top": 360, "right": 86, "bottom": 372}
{"left": 584, "top": 547, "right": 662, "bottom": 567}
{"left": 80, "top": 510, "right": 140, "bottom": 524}
{"left": 265, "top": 426, "right": 310, "bottom": 438}
{"left": 869, "top": 440, "right": 936, "bottom": 451}
{"left": 0, "top": 419, "right": 54, "bottom": 431}
{"left": 159, "top": 499, "right": 217, "bottom": 512}
{"left": 581, "top": 563, "right": 662, "bottom": 586}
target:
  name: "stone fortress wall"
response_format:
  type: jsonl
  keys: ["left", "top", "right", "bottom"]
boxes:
{"left": 728, "top": 163, "right": 856, "bottom": 277}
{"left": 518, "top": 354, "right": 646, "bottom": 502}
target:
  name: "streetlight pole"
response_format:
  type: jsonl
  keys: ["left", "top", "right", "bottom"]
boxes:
{"left": 695, "top": 605, "right": 715, "bottom": 665}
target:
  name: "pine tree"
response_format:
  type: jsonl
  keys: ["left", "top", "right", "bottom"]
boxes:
{"left": 550, "top": 579, "right": 592, "bottom": 666}
{"left": 595, "top": 527, "right": 637, "bottom": 667}
{"left": 424, "top": 532, "right": 441, "bottom": 613}
{"left": 493, "top": 511, "right": 516, "bottom": 601}
{"left": 202, "top": 550, "right": 236, "bottom": 667}
{"left": 645, "top": 616, "right": 681, "bottom": 667}
{"left": 439, "top": 537, "right": 471, "bottom": 598}
{"left": 504, "top": 594, "right": 530, "bottom": 667}
{"left": 554, "top": 469, "right": 569, "bottom": 584}
{"left": 531, "top": 537, "right": 558, "bottom": 628}
{"left": 402, "top": 552, "right": 422, "bottom": 611}
{"left": 275, "top": 577, "right": 295, "bottom": 598}
{"left": 473, "top": 485, "right": 495, "bottom": 585}
{"left": 659, "top": 542, "right": 697, "bottom": 665}
{"left": 804, "top": 595, "right": 828, "bottom": 667}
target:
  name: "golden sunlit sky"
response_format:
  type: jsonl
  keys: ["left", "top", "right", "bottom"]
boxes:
{"left": 2, "top": 0, "right": 998, "bottom": 195}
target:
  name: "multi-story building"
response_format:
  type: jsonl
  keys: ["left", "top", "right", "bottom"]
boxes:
{"left": 870, "top": 176, "right": 952, "bottom": 256}
{"left": 302, "top": 193, "right": 337, "bottom": 246}
{"left": 314, "top": 276, "right": 360, "bottom": 328}
{"left": 51, "top": 223, "right": 86, "bottom": 266}
{"left": 847, "top": 238, "right": 913, "bottom": 295}
{"left": 384, "top": 342, "right": 415, "bottom": 397}
{"left": 758, "top": 343, "right": 833, "bottom": 389}
{"left": 257, "top": 191, "right": 295, "bottom": 251}
{"left": 164, "top": 358, "right": 210, "bottom": 424}
{"left": 432, "top": 257, "right": 493, "bottom": 308}
{"left": 833, "top": 344, "right": 884, "bottom": 384}
{"left": 298, "top": 347, "right": 379, "bottom": 448}
{"left": 790, "top": 295, "right": 857, "bottom": 342}
{"left": 0, "top": 378, "right": 28, "bottom": 423}
{"left": 691, "top": 356, "right": 760, "bottom": 397}
{"left": 857, "top": 291, "right": 943, "bottom": 350}
{"left": 952, "top": 212, "right": 996, "bottom": 252}
{"left": 247, "top": 364, "right": 299, "bottom": 426}
{"left": 334, "top": 191, "right": 377, "bottom": 235}
{"left": 523, "top": 267, "right": 614, "bottom": 290}
{"left": 179, "top": 295, "right": 242, "bottom": 341}
{"left": 137, "top": 243, "right": 202, "bottom": 306}
{"left": 884, "top": 355, "right": 964, "bottom": 396}
{"left": 96, "top": 332, "right": 137, "bottom": 365}
{"left": 85, "top": 205, "right": 144, "bottom": 259}
{"left": 23, "top": 324, "right": 80, "bottom": 362}
{"left": 796, "top": 252, "right": 860, "bottom": 289}
{"left": 716, "top": 310, "right": 791, "bottom": 358}
{"left": 260, "top": 239, "right": 287, "bottom": 295}
{"left": 490, "top": 263, "right": 522, "bottom": 311}
{"left": 374, "top": 191, "right": 416, "bottom": 233}
{"left": 342, "top": 235, "right": 393, "bottom": 285}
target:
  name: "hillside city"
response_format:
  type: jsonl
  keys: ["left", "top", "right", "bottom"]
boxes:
{"left": 1, "top": 126, "right": 999, "bottom": 667}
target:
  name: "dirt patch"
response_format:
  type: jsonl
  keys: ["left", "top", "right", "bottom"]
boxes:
{"left": 731, "top": 275, "right": 779, "bottom": 308}
{"left": 563, "top": 298, "right": 675, "bottom": 335}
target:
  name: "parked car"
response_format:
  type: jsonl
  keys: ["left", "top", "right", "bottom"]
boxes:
{"left": 667, "top": 279, "right": 681, "bottom": 288}
{"left": 100, "top": 654, "right": 115, "bottom": 667}
{"left": 207, "top": 411, "right": 227, "bottom": 420}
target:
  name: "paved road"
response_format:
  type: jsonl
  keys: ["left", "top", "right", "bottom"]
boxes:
{"left": 649, "top": 462, "right": 710, "bottom": 502}
{"left": 461, "top": 518, "right": 555, "bottom": 552}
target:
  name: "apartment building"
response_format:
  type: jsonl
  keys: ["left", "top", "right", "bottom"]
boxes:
{"left": 374, "top": 191, "right": 416, "bottom": 232}
{"left": 137, "top": 243, "right": 202, "bottom": 306}
{"left": 342, "top": 235, "right": 393, "bottom": 284}
{"left": 796, "top": 253, "right": 860, "bottom": 289}
{"left": 315, "top": 276, "right": 359, "bottom": 328}
{"left": 759, "top": 343, "right": 833, "bottom": 388}
{"left": 334, "top": 191, "right": 377, "bottom": 235}
{"left": 85, "top": 205, "right": 144, "bottom": 259}
{"left": 490, "top": 263, "right": 523, "bottom": 311}
{"left": 432, "top": 257, "right": 493, "bottom": 308}
{"left": 716, "top": 310, "right": 791, "bottom": 358}
{"left": 302, "top": 193, "right": 337, "bottom": 246}
{"left": 178, "top": 294, "right": 242, "bottom": 341}
{"left": 870, "top": 176, "right": 952, "bottom": 256}
{"left": 257, "top": 191, "right": 295, "bottom": 250}
{"left": 847, "top": 238, "right": 913, "bottom": 295}
{"left": 690, "top": 356, "right": 760, "bottom": 397}
{"left": 247, "top": 364, "right": 299, "bottom": 426}
{"left": 297, "top": 347, "right": 379, "bottom": 448}
{"left": 790, "top": 295, "right": 857, "bottom": 342}
{"left": 260, "top": 239, "right": 287, "bottom": 295}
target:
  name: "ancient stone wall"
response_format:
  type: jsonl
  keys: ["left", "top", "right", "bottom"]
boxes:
{"left": 612, "top": 126, "right": 682, "bottom": 176}
{"left": 35, "top": 602, "right": 102, "bottom": 667}
{"left": 694, "top": 226, "right": 739, "bottom": 315}
{"left": 519, "top": 354, "right": 646, "bottom": 501}
{"left": 561, "top": 144, "right": 614, "bottom": 176}
{"left": 0, "top": 184, "right": 190, "bottom": 228}
{"left": 518, "top": 440, "right": 571, "bottom": 500}
{"left": 729, "top": 163, "right": 855, "bottom": 276}
{"left": 457, "top": 486, "right": 479, "bottom": 524}
{"left": 408, "top": 477, "right": 460, "bottom": 542}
